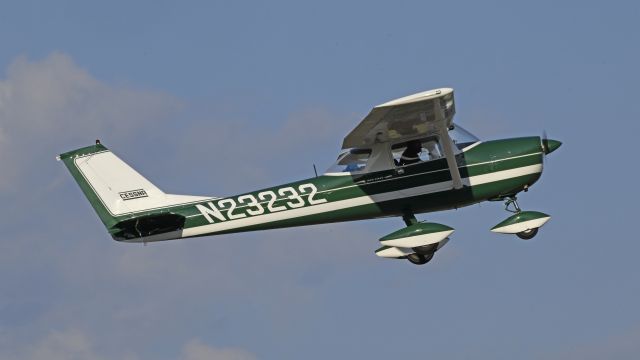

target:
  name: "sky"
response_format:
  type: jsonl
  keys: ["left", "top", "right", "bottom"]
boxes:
{"left": 1, "top": 0, "right": 639, "bottom": 359}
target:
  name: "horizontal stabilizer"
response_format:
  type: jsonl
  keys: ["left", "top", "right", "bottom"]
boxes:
{"left": 112, "top": 213, "right": 185, "bottom": 242}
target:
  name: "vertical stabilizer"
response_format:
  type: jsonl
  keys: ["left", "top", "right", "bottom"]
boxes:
{"left": 59, "top": 143, "right": 210, "bottom": 240}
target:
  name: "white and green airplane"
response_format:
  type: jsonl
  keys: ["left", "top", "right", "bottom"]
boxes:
{"left": 59, "top": 88, "right": 561, "bottom": 265}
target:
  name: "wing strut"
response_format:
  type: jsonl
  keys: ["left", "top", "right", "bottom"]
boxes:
{"left": 429, "top": 108, "right": 463, "bottom": 190}
{"left": 439, "top": 127, "right": 463, "bottom": 189}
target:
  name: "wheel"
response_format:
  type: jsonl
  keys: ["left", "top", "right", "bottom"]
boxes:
{"left": 516, "top": 227, "right": 539, "bottom": 240}
{"left": 406, "top": 253, "right": 434, "bottom": 265}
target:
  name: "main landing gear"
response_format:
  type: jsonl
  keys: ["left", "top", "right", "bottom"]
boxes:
{"left": 399, "top": 213, "right": 449, "bottom": 266}
{"left": 406, "top": 252, "right": 434, "bottom": 265}
{"left": 403, "top": 214, "right": 435, "bottom": 265}
{"left": 490, "top": 196, "right": 551, "bottom": 240}
{"left": 374, "top": 213, "right": 453, "bottom": 266}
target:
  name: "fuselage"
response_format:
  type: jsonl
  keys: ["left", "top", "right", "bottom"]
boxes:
{"left": 115, "top": 136, "right": 545, "bottom": 242}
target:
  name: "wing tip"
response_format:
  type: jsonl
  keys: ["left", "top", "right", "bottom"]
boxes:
{"left": 376, "top": 87, "right": 454, "bottom": 108}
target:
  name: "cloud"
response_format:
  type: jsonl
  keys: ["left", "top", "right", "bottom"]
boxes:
{"left": 25, "top": 330, "right": 104, "bottom": 360}
{"left": 181, "top": 339, "right": 256, "bottom": 360}
{"left": 1, "top": 329, "right": 135, "bottom": 360}
{"left": 541, "top": 327, "right": 640, "bottom": 360}
{"left": 0, "top": 52, "right": 377, "bottom": 360}
{"left": 171, "top": 106, "right": 351, "bottom": 195}
{"left": 2, "top": 330, "right": 256, "bottom": 360}
{"left": 0, "top": 52, "right": 181, "bottom": 192}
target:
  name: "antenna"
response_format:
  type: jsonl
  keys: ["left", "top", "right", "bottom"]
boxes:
{"left": 313, "top": 164, "right": 318, "bottom": 178}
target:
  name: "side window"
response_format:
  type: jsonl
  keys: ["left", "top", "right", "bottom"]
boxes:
{"left": 392, "top": 137, "right": 443, "bottom": 167}
{"left": 326, "top": 148, "right": 372, "bottom": 173}
{"left": 422, "top": 139, "right": 443, "bottom": 160}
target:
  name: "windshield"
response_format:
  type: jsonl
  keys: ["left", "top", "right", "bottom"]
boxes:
{"left": 450, "top": 124, "right": 480, "bottom": 150}
{"left": 326, "top": 148, "right": 372, "bottom": 174}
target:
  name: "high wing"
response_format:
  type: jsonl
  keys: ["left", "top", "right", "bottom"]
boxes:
{"left": 342, "top": 88, "right": 463, "bottom": 189}
{"left": 342, "top": 88, "right": 455, "bottom": 149}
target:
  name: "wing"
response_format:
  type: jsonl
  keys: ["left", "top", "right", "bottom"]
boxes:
{"left": 342, "top": 88, "right": 455, "bottom": 149}
{"left": 342, "top": 88, "right": 463, "bottom": 189}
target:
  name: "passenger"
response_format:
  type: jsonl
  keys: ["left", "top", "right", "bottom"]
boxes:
{"left": 425, "top": 140, "right": 441, "bottom": 160}
{"left": 399, "top": 140, "right": 423, "bottom": 166}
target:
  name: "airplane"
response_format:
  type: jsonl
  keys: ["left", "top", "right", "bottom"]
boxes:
{"left": 58, "top": 88, "right": 561, "bottom": 265}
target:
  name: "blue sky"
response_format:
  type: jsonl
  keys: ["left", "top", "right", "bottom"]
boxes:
{"left": 1, "top": 1, "right": 639, "bottom": 359}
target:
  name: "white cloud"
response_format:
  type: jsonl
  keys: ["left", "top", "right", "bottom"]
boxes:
{"left": 2, "top": 330, "right": 256, "bottom": 360}
{"left": 0, "top": 52, "right": 181, "bottom": 192}
{"left": 181, "top": 339, "right": 256, "bottom": 360}
{"left": 2, "top": 329, "right": 133, "bottom": 360}
{"left": 172, "top": 106, "right": 350, "bottom": 195}
{"left": 0, "top": 51, "right": 375, "bottom": 360}
{"left": 26, "top": 330, "right": 103, "bottom": 360}
{"left": 541, "top": 326, "right": 640, "bottom": 360}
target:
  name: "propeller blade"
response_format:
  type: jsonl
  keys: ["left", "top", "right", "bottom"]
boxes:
{"left": 541, "top": 130, "right": 549, "bottom": 154}
{"left": 541, "top": 130, "right": 562, "bottom": 157}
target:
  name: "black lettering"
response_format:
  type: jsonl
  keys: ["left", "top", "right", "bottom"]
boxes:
{"left": 118, "top": 189, "right": 148, "bottom": 201}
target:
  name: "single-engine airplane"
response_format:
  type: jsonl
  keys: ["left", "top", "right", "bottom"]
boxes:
{"left": 59, "top": 88, "right": 561, "bottom": 265}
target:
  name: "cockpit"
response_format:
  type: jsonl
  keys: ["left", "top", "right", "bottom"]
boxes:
{"left": 326, "top": 123, "right": 480, "bottom": 175}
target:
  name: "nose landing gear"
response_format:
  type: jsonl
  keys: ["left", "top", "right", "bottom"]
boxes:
{"left": 505, "top": 197, "right": 538, "bottom": 240}
{"left": 516, "top": 227, "right": 538, "bottom": 240}
{"left": 491, "top": 196, "right": 551, "bottom": 240}
{"left": 504, "top": 196, "right": 521, "bottom": 213}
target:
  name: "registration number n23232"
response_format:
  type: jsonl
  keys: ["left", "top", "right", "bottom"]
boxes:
{"left": 195, "top": 183, "right": 326, "bottom": 223}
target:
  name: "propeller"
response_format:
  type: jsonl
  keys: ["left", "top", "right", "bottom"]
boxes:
{"left": 540, "top": 131, "right": 562, "bottom": 170}
{"left": 541, "top": 130, "right": 549, "bottom": 166}
{"left": 541, "top": 130, "right": 562, "bottom": 156}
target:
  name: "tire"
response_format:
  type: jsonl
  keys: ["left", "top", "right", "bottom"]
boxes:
{"left": 516, "top": 227, "right": 539, "bottom": 240}
{"left": 406, "top": 253, "right": 434, "bottom": 265}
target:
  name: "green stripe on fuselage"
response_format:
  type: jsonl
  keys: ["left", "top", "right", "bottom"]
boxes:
{"left": 112, "top": 137, "right": 544, "bottom": 241}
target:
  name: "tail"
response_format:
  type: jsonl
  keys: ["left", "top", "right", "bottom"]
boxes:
{"left": 58, "top": 142, "right": 209, "bottom": 242}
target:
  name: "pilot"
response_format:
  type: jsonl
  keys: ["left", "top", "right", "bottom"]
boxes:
{"left": 399, "top": 140, "right": 423, "bottom": 166}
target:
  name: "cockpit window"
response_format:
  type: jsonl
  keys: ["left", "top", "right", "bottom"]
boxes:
{"left": 392, "top": 137, "right": 443, "bottom": 167}
{"left": 326, "top": 148, "right": 372, "bottom": 173}
{"left": 450, "top": 124, "right": 480, "bottom": 150}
